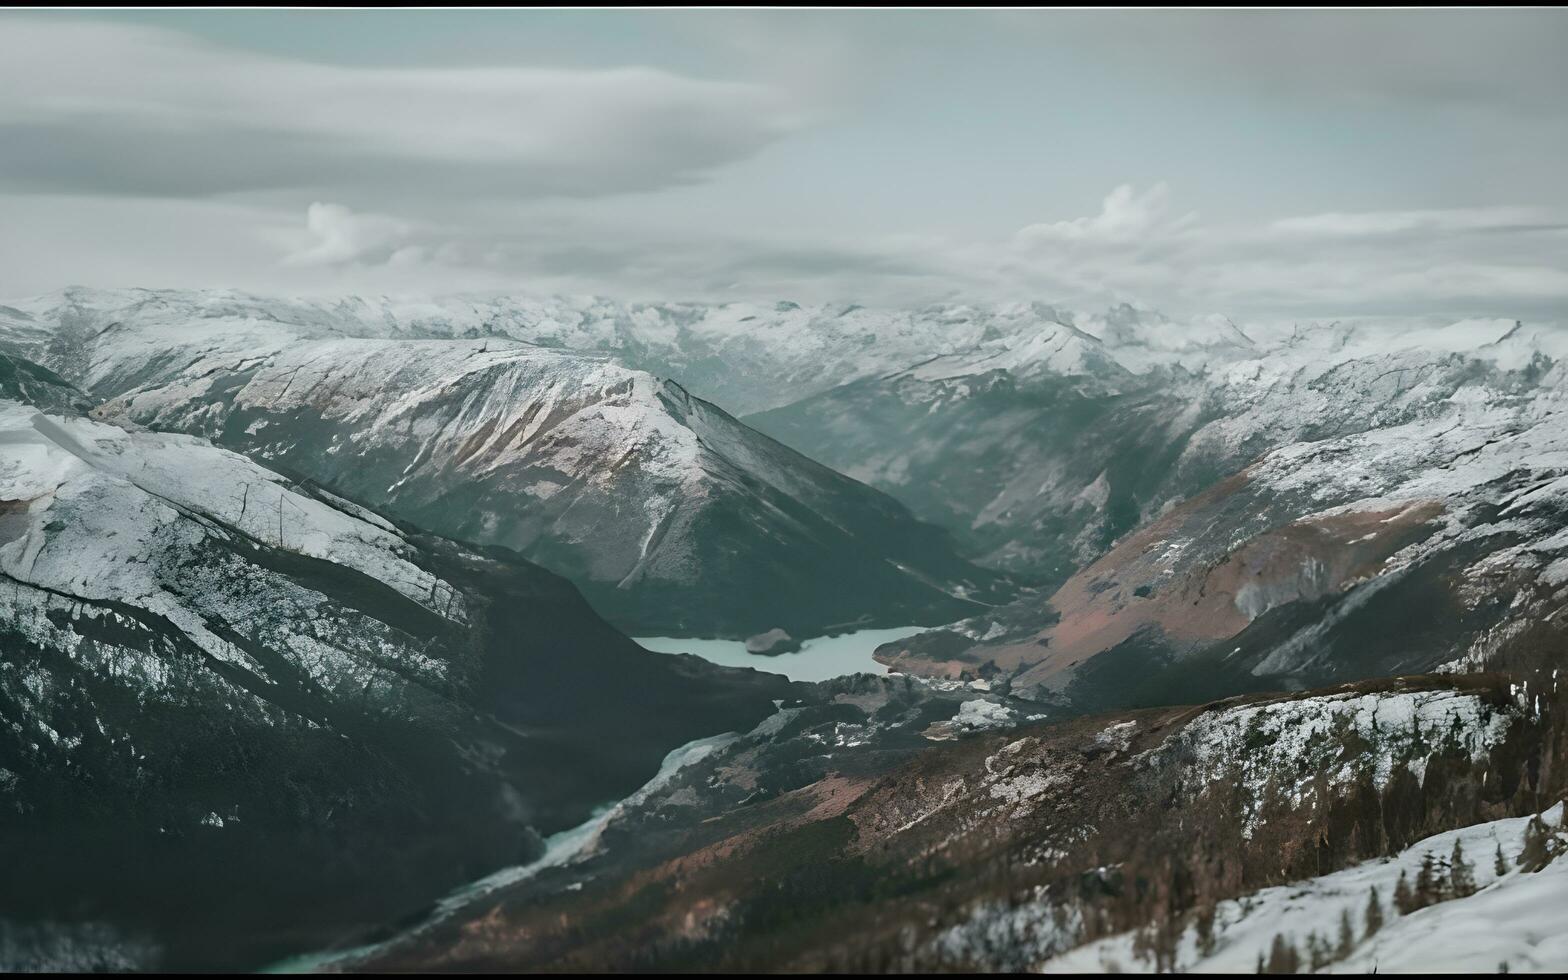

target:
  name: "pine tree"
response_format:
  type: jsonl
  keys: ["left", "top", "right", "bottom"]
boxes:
{"left": 1393, "top": 869, "right": 1415, "bottom": 914}
{"left": 1450, "top": 838, "right": 1476, "bottom": 898}
{"left": 1413, "top": 852, "right": 1439, "bottom": 909}
{"left": 1494, "top": 841, "right": 1509, "bottom": 878}
{"left": 1364, "top": 885, "right": 1384, "bottom": 937}
{"left": 1336, "top": 907, "right": 1356, "bottom": 959}
{"left": 1308, "top": 931, "right": 1331, "bottom": 972}
{"left": 1265, "top": 933, "right": 1300, "bottom": 974}
{"left": 1517, "top": 814, "right": 1552, "bottom": 873}
{"left": 1196, "top": 903, "right": 1218, "bottom": 958}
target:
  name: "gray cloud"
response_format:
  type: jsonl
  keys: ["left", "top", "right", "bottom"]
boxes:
{"left": 241, "top": 186, "right": 1568, "bottom": 317}
{"left": 0, "top": 11, "right": 1562, "bottom": 322}
{"left": 992, "top": 9, "right": 1568, "bottom": 119}
{"left": 0, "top": 19, "right": 803, "bottom": 203}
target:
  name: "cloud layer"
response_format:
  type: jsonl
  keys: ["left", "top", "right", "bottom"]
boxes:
{"left": 0, "top": 11, "right": 1563, "bottom": 321}
{"left": 0, "top": 19, "right": 802, "bottom": 202}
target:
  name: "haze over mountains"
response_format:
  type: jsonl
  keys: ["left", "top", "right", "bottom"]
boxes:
{"left": 2, "top": 285, "right": 1567, "bottom": 972}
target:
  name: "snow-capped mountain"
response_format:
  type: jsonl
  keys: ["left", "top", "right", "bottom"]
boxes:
{"left": 0, "top": 291, "right": 1014, "bottom": 638}
{"left": 1074, "top": 304, "right": 1260, "bottom": 373}
{"left": 746, "top": 349, "right": 1178, "bottom": 577}
{"left": 0, "top": 287, "right": 1216, "bottom": 415}
{"left": 0, "top": 356, "right": 788, "bottom": 969}
{"left": 872, "top": 320, "right": 1568, "bottom": 710}
{"left": 749, "top": 316, "right": 1564, "bottom": 576}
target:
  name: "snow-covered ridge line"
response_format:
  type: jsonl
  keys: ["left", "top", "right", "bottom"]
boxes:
{"left": 2, "top": 299, "right": 1014, "bottom": 637}
{"left": 4, "top": 286, "right": 1559, "bottom": 415}
{"left": 0, "top": 400, "right": 467, "bottom": 673}
{"left": 1155, "top": 688, "right": 1515, "bottom": 833}
{"left": 97, "top": 337, "right": 707, "bottom": 491}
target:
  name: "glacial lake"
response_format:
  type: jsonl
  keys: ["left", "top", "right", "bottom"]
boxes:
{"left": 633, "top": 624, "right": 929, "bottom": 683}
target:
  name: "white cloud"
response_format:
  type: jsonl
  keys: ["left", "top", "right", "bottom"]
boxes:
{"left": 978, "top": 186, "right": 1568, "bottom": 315}
{"left": 284, "top": 203, "right": 410, "bottom": 267}
{"left": 1015, "top": 183, "right": 1197, "bottom": 246}
{"left": 4, "top": 183, "right": 1563, "bottom": 319}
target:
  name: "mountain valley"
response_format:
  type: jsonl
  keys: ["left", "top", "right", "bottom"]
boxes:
{"left": 2, "top": 289, "right": 1566, "bottom": 972}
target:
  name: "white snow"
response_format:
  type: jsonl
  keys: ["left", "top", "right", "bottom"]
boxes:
{"left": 0, "top": 399, "right": 469, "bottom": 699}
{"left": 1042, "top": 803, "right": 1568, "bottom": 974}
{"left": 1161, "top": 689, "right": 1514, "bottom": 833}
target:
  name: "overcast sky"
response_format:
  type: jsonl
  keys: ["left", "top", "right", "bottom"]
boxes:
{"left": 1, "top": 8, "right": 1565, "bottom": 318}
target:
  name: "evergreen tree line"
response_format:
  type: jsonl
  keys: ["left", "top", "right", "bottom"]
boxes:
{"left": 1258, "top": 815, "right": 1566, "bottom": 974}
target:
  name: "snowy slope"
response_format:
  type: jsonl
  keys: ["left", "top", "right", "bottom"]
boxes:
{"left": 870, "top": 324, "right": 1568, "bottom": 709}
{"left": 71, "top": 333, "right": 1010, "bottom": 636}
{"left": 749, "top": 315, "right": 1567, "bottom": 573}
{"left": 348, "top": 669, "right": 1554, "bottom": 973}
{"left": 1043, "top": 803, "right": 1568, "bottom": 973}
{"left": 0, "top": 373, "right": 789, "bottom": 969}
{"left": 0, "top": 288, "right": 1259, "bottom": 415}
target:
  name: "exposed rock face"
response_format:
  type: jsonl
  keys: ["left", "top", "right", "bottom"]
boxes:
{"left": 744, "top": 628, "right": 800, "bottom": 656}
{"left": 0, "top": 294, "right": 1015, "bottom": 638}
{"left": 0, "top": 367, "right": 790, "bottom": 970}
{"left": 0, "top": 353, "right": 89, "bottom": 416}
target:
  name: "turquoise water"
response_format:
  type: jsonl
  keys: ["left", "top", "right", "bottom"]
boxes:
{"left": 633, "top": 624, "right": 928, "bottom": 683}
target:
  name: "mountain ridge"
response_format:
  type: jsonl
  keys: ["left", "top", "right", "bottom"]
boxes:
{"left": 0, "top": 296, "right": 1016, "bottom": 637}
{"left": 0, "top": 357, "right": 792, "bottom": 969}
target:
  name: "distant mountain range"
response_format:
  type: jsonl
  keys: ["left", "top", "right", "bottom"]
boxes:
{"left": 864, "top": 318, "right": 1568, "bottom": 713}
